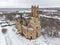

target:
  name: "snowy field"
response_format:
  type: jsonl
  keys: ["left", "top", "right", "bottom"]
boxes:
{"left": 0, "top": 18, "right": 60, "bottom": 45}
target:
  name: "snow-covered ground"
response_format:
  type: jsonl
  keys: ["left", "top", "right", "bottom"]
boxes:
{"left": 0, "top": 18, "right": 60, "bottom": 45}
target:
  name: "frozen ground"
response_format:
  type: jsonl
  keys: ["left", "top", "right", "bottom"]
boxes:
{"left": 0, "top": 20, "right": 60, "bottom": 45}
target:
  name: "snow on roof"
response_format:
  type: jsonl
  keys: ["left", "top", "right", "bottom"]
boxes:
{"left": 22, "top": 14, "right": 26, "bottom": 17}
{"left": 24, "top": 17, "right": 29, "bottom": 19}
{"left": 0, "top": 12, "right": 3, "bottom": 14}
{"left": 1, "top": 23, "right": 8, "bottom": 26}
{"left": 15, "top": 15, "right": 20, "bottom": 18}
{"left": 0, "top": 20, "right": 2, "bottom": 23}
{"left": 22, "top": 25, "right": 27, "bottom": 30}
{"left": 22, "top": 14, "right": 30, "bottom": 19}
{"left": 40, "top": 14, "right": 60, "bottom": 20}
{"left": 19, "top": 10, "right": 31, "bottom": 13}
{"left": 43, "top": 10, "right": 57, "bottom": 12}
{"left": 24, "top": 10, "right": 31, "bottom": 13}
{"left": 28, "top": 27, "right": 33, "bottom": 30}
{"left": 22, "top": 25, "right": 33, "bottom": 30}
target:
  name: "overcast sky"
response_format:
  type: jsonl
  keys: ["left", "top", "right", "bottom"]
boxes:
{"left": 0, "top": 0, "right": 60, "bottom": 8}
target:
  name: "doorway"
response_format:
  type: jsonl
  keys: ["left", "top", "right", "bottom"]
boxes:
{"left": 36, "top": 33, "right": 38, "bottom": 37}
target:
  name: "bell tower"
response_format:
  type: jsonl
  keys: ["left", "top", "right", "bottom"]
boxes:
{"left": 31, "top": 5, "right": 38, "bottom": 18}
{"left": 30, "top": 5, "right": 41, "bottom": 37}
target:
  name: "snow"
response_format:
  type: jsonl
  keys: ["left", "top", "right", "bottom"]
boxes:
{"left": 28, "top": 28, "right": 33, "bottom": 30}
{"left": 43, "top": 10, "right": 57, "bottom": 12}
{"left": 9, "top": 21, "right": 15, "bottom": 25}
{"left": 40, "top": 14, "right": 60, "bottom": 20}
{"left": 24, "top": 17, "right": 29, "bottom": 19}
{"left": 19, "top": 10, "right": 31, "bottom": 13}
{"left": 22, "top": 14, "right": 29, "bottom": 17}
{"left": 1, "top": 23, "right": 8, "bottom": 26}
{"left": 0, "top": 19, "right": 60, "bottom": 45}
{"left": 0, "top": 12, "right": 3, "bottom": 14}
{"left": 22, "top": 25, "right": 33, "bottom": 30}
{"left": 15, "top": 15, "right": 20, "bottom": 18}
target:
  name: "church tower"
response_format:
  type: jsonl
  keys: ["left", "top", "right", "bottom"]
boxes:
{"left": 31, "top": 5, "right": 38, "bottom": 18}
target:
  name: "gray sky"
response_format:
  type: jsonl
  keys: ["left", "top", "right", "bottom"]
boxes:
{"left": 0, "top": 0, "right": 60, "bottom": 8}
